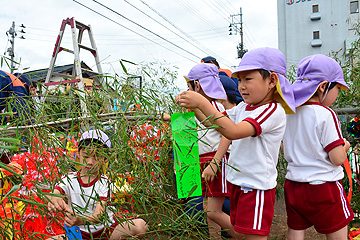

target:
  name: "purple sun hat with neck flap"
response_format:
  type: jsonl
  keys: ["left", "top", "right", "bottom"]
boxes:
{"left": 293, "top": 54, "right": 349, "bottom": 107}
{"left": 184, "top": 63, "right": 227, "bottom": 101}
{"left": 232, "top": 47, "right": 296, "bottom": 114}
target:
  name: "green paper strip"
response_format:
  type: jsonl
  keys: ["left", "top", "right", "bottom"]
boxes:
{"left": 171, "top": 112, "right": 202, "bottom": 199}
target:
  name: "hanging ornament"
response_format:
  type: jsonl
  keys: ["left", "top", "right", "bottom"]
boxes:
{"left": 347, "top": 117, "right": 360, "bottom": 138}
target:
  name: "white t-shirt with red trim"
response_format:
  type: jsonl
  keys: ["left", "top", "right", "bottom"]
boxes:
{"left": 55, "top": 172, "right": 115, "bottom": 233}
{"left": 283, "top": 102, "right": 345, "bottom": 182}
{"left": 197, "top": 100, "right": 227, "bottom": 155}
{"left": 225, "top": 101, "right": 286, "bottom": 190}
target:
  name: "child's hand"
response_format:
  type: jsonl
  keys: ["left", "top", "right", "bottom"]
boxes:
{"left": 202, "top": 162, "right": 218, "bottom": 183}
{"left": 175, "top": 91, "right": 206, "bottom": 109}
{"left": 48, "top": 197, "right": 67, "bottom": 212}
{"left": 64, "top": 209, "right": 83, "bottom": 227}
{"left": 161, "top": 113, "right": 171, "bottom": 122}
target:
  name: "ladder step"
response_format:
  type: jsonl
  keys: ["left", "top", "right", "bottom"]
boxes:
{"left": 75, "top": 21, "right": 90, "bottom": 30}
{"left": 78, "top": 44, "right": 96, "bottom": 54}
{"left": 61, "top": 47, "right": 74, "bottom": 54}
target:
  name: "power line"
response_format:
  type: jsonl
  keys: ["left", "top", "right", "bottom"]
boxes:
{"left": 138, "top": 0, "right": 226, "bottom": 60}
{"left": 26, "top": 25, "right": 226, "bottom": 36}
{"left": 216, "top": 0, "right": 237, "bottom": 15}
{"left": 174, "top": 0, "right": 223, "bottom": 33}
{"left": 150, "top": 0, "right": 234, "bottom": 67}
{"left": 204, "top": 0, "right": 232, "bottom": 22}
{"left": 89, "top": 0, "right": 202, "bottom": 60}
{"left": 224, "top": 0, "right": 236, "bottom": 10}
{"left": 72, "top": 0, "right": 198, "bottom": 63}
{"left": 243, "top": 24, "right": 258, "bottom": 49}
{"left": 123, "top": 0, "right": 213, "bottom": 57}
{"left": 24, "top": 27, "right": 230, "bottom": 45}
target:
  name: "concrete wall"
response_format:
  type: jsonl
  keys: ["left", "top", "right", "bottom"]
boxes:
{"left": 278, "top": 0, "right": 358, "bottom": 66}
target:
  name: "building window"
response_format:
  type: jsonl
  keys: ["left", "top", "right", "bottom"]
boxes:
{"left": 313, "top": 31, "right": 320, "bottom": 40}
{"left": 312, "top": 4, "right": 319, "bottom": 13}
{"left": 350, "top": 1, "right": 359, "bottom": 14}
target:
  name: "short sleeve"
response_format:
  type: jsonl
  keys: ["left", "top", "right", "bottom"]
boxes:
{"left": 225, "top": 102, "right": 246, "bottom": 123}
{"left": 319, "top": 109, "right": 345, "bottom": 152}
{"left": 243, "top": 102, "right": 285, "bottom": 137}
{"left": 97, "top": 177, "right": 111, "bottom": 202}
{"left": 55, "top": 175, "right": 71, "bottom": 196}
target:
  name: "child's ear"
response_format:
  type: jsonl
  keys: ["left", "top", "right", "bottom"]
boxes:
{"left": 195, "top": 81, "right": 201, "bottom": 92}
{"left": 269, "top": 72, "right": 278, "bottom": 89}
{"left": 318, "top": 81, "right": 328, "bottom": 93}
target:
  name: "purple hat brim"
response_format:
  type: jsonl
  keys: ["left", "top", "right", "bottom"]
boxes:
{"left": 199, "top": 75, "right": 227, "bottom": 101}
{"left": 232, "top": 65, "right": 263, "bottom": 79}
{"left": 274, "top": 74, "right": 296, "bottom": 114}
{"left": 292, "top": 80, "right": 348, "bottom": 108}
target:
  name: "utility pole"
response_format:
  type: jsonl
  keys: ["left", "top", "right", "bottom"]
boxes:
{"left": 229, "top": 8, "right": 247, "bottom": 58}
{"left": 5, "top": 21, "right": 26, "bottom": 73}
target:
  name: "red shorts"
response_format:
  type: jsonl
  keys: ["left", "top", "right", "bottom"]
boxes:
{"left": 284, "top": 180, "right": 354, "bottom": 234}
{"left": 81, "top": 221, "right": 118, "bottom": 240}
{"left": 200, "top": 152, "right": 232, "bottom": 198}
{"left": 230, "top": 185, "right": 275, "bottom": 236}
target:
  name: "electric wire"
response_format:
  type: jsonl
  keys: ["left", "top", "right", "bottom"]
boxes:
{"left": 24, "top": 3, "right": 236, "bottom": 66}
{"left": 204, "top": 0, "right": 232, "bottom": 22}
{"left": 26, "top": 25, "right": 226, "bottom": 36}
{"left": 72, "top": 0, "right": 198, "bottom": 63}
{"left": 24, "top": 27, "right": 229, "bottom": 44}
{"left": 174, "top": 0, "right": 224, "bottom": 35}
{"left": 89, "top": 0, "right": 202, "bottom": 60}
{"left": 138, "top": 0, "right": 233, "bottom": 66}
{"left": 216, "top": 0, "right": 237, "bottom": 15}
{"left": 123, "top": 0, "right": 213, "bottom": 57}
{"left": 142, "top": 0, "right": 235, "bottom": 67}
{"left": 223, "top": 0, "right": 238, "bottom": 12}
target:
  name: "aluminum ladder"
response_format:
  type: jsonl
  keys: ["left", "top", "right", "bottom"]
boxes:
{"left": 42, "top": 17, "right": 104, "bottom": 116}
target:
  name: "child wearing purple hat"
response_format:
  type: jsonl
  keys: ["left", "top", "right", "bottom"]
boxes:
{"left": 282, "top": 54, "right": 353, "bottom": 239}
{"left": 47, "top": 130, "right": 147, "bottom": 240}
{"left": 183, "top": 63, "right": 236, "bottom": 239}
{"left": 176, "top": 47, "right": 295, "bottom": 239}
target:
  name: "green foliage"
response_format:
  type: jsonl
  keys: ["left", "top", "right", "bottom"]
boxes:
{"left": 0, "top": 58, "right": 219, "bottom": 239}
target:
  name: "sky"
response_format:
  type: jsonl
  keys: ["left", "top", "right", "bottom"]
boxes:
{"left": 0, "top": 0, "right": 278, "bottom": 91}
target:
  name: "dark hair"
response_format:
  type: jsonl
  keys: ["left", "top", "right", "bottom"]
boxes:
{"left": 31, "top": 81, "right": 38, "bottom": 88}
{"left": 78, "top": 138, "right": 108, "bottom": 151}
{"left": 212, "top": 60, "right": 220, "bottom": 68}
{"left": 188, "top": 80, "right": 197, "bottom": 91}
{"left": 227, "top": 93, "right": 237, "bottom": 104}
{"left": 312, "top": 82, "right": 337, "bottom": 97}
{"left": 257, "top": 69, "right": 271, "bottom": 79}
{"left": 203, "top": 59, "right": 220, "bottom": 68}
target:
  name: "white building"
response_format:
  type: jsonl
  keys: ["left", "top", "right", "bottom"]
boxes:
{"left": 278, "top": 0, "right": 360, "bottom": 66}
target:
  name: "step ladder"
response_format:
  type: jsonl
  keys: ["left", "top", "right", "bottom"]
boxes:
{"left": 42, "top": 17, "right": 104, "bottom": 116}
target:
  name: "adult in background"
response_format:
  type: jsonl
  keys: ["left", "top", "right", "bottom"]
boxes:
{"left": 201, "top": 56, "right": 243, "bottom": 104}
{"left": 0, "top": 71, "right": 31, "bottom": 124}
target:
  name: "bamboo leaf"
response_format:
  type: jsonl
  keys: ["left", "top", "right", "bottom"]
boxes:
{"left": 0, "top": 184, "right": 20, "bottom": 203}
{"left": 0, "top": 137, "right": 20, "bottom": 144}
{"left": 119, "top": 60, "right": 128, "bottom": 75}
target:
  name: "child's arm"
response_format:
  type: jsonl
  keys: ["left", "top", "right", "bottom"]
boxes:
{"left": 176, "top": 91, "right": 255, "bottom": 140}
{"left": 192, "top": 108, "right": 215, "bottom": 127}
{"left": 202, "top": 136, "right": 231, "bottom": 182}
{"left": 328, "top": 138, "right": 351, "bottom": 166}
{"left": 48, "top": 189, "right": 67, "bottom": 212}
{"left": 64, "top": 200, "right": 108, "bottom": 227}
